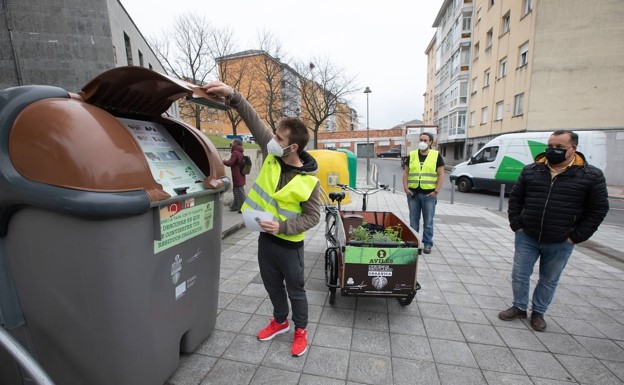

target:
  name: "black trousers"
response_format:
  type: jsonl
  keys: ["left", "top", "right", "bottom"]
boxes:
{"left": 257, "top": 235, "right": 308, "bottom": 329}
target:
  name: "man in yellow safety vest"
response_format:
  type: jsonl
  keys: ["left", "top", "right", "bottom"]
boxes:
{"left": 402, "top": 132, "right": 444, "bottom": 254}
{"left": 203, "top": 81, "right": 321, "bottom": 358}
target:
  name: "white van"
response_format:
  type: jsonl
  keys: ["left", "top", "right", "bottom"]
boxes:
{"left": 449, "top": 131, "right": 607, "bottom": 193}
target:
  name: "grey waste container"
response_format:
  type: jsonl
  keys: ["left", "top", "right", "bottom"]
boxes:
{"left": 0, "top": 67, "right": 230, "bottom": 385}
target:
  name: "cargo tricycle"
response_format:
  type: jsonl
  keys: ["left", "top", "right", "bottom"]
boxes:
{"left": 323, "top": 184, "right": 421, "bottom": 306}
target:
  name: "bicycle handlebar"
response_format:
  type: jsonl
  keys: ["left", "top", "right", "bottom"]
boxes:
{"left": 336, "top": 183, "right": 389, "bottom": 195}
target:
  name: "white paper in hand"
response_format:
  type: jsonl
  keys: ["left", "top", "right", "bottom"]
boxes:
{"left": 242, "top": 209, "right": 274, "bottom": 232}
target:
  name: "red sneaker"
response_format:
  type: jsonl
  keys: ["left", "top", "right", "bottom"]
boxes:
{"left": 257, "top": 318, "right": 289, "bottom": 341}
{"left": 291, "top": 328, "right": 308, "bottom": 357}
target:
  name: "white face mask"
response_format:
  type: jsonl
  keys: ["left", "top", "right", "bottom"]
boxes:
{"left": 267, "top": 138, "right": 293, "bottom": 157}
{"left": 418, "top": 141, "right": 429, "bottom": 151}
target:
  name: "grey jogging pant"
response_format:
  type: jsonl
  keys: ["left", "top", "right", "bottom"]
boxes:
{"left": 257, "top": 235, "right": 308, "bottom": 329}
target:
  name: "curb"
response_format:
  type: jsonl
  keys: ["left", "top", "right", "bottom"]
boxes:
{"left": 221, "top": 222, "right": 246, "bottom": 240}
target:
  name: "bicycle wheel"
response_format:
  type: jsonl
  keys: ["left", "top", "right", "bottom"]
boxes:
{"left": 327, "top": 248, "right": 339, "bottom": 304}
{"left": 325, "top": 210, "right": 337, "bottom": 249}
{"left": 325, "top": 208, "right": 345, "bottom": 249}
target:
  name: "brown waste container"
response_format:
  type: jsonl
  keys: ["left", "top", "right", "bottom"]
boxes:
{"left": 0, "top": 67, "right": 229, "bottom": 385}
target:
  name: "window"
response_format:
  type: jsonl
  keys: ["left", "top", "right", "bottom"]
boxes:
{"left": 496, "top": 101, "right": 503, "bottom": 120}
{"left": 481, "top": 107, "right": 488, "bottom": 124}
{"left": 518, "top": 42, "right": 529, "bottom": 67}
{"left": 476, "top": 7, "right": 482, "bottom": 23}
{"left": 499, "top": 57, "right": 508, "bottom": 78}
{"left": 489, "top": 0, "right": 495, "bottom": 8}
{"left": 462, "top": 15, "right": 472, "bottom": 31}
{"left": 124, "top": 33, "right": 133, "bottom": 66}
{"left": 457, "top": 111, "right": 466, "bottom": 134}
{"left": 471, "top": 77, "right": 478, "bottom": 94}
{"left": 514, "top": 93, "right": 524, "bottom": 116}
{"left": 138, "top": 50, "right": 144, "bottom": 67}
{"left": 523, "top": 0, "right": 532, "bottom": 16}
{"left": 470, "top": 111, "right": 476, "bottom": 126}
{"left": 459, "top": 82, "right": 468, "bottom": 104}
{"left": 473, "top": 146, "right": 499, "bottom": 163}
{"left": 473, "top": 42, "right": 480, "bottom": 59}
{"left": 502, "top": 12, "right": 510, "bottom": 34}
{"left": 486, "top": 29, "right": 493, "bottom": 49}
{"left": 484, "top": 69, "right": 491, "bottom": 87}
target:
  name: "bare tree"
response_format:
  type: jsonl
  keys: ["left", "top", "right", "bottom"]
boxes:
{"left": 216, "top": 46, "right": 256, "bottom": 138}
{"left": 150, "top": 13, "right": 236, "bottom": 129}
{"left": 291, "top": 57, "right": 359, "bottom": 149}
{"left": 254, "top": 31, "right": 289, "bottom": 133}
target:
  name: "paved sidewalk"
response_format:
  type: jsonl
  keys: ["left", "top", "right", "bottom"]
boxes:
{"left": 167, "top": 169, "right": 624, "bottom": 385}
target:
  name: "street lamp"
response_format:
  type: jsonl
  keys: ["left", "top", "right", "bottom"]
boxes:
{"left": 364, "top": 86, "right": 372, "bottom": 185}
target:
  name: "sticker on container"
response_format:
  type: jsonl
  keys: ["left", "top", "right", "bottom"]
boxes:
{"left": 327, "top": 172, "right": 339, "bottom": 186}
{"left": 117, "top": 117, "right": 206, "bottom": 196}
{"left": 344, "top": 247, "right": 417, "bottom": 265}
{"left": 368, "top": 265, "right": 393, "bottom": 277}
{"left": 155, "top": 195, "right": 215, "bottom": 253}
{"left": 187, "top": 248, "right": 201, "bottom": 263}
{"left": 175, "top": 281, "right": 187, "bottom": 299}
{"left": 171, "top": 254, "right": 182, "bottom": 284}
{"left": 371, "top": 276, "right": 388, "bottom": 290}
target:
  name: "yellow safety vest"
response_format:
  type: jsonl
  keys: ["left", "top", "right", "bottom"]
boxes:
{"left": 407, "top": 150, "right": 439, "bottom": 190}
{"left": 241, "top": 154, "right": 318, "bottom": 242}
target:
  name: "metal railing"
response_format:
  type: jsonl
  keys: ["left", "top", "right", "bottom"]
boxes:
{"left": 0, "top": 327, "right": 56, "bottom": 385}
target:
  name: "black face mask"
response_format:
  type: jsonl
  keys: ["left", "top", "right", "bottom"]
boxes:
{"left": 545, "top": 147, "right": 567, "bottom": 165}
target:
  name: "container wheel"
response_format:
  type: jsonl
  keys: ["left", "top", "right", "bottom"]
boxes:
{"left": 457, "top": 177, "right": 473, "bottom": 193}
{"left": 398, "top": 282, "right": 421, "bottom": 306}
{"left": 398, "top": 295, "right": 414, "bottom": 306}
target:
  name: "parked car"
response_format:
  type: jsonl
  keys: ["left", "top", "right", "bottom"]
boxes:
{"left": 376, "top": 148, "right": 401, "bottom": 158}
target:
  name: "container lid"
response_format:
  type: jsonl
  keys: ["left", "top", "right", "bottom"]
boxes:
{"left": 79, "top": 66, "right": 228, "bottom": 117}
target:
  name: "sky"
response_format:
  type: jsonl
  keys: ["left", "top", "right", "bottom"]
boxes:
{"left": 119, "top": 0, "right": 443, "bottom": 129}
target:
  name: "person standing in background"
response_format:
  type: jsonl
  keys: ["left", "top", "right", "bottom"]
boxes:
{"left": 403, "top": 132, "right": 444, "bottom": 254}
{"left": 223, "top": 138, "right": 246, "bottom": 213}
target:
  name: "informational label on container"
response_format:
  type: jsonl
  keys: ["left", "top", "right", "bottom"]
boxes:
{"left": 155, "top": 195, "right": 214, "bottom": 253}
{"left": 344, "top": 247, "right": 417, "bottom": 265}
{"left": 117, "top": 117, "right": 205, "bottom": 196}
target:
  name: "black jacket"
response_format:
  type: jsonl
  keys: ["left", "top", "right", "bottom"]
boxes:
{"left": 508, "top": 152, "right": 609, "bottom": 244}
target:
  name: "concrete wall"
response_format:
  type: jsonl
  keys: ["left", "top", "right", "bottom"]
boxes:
{"left": 528, "top": 0, "right": 624, "bottom": 131}
{"left": 106, "top": 0, "right": 165, "bottom": 73}
{"left": 1, "top": 0, "right": 167, "bottom": 93}
{"left": 0, "top": 0, "right": 115, "bottom": 91}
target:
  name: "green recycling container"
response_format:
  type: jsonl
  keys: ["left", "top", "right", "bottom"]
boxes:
{"left": 336, "top": 148, "right": 357, "bottom": 188}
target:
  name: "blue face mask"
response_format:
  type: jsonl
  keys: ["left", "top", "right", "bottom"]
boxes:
{"left": 545, "top": 147, "right": 567, "bottom": 165}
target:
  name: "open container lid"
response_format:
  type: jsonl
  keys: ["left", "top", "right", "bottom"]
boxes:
{"left": 80, "top": 66, "right": 229, "bottom": 117}
{"left": 6, "top": 67, "right": 228, "bottom": 208}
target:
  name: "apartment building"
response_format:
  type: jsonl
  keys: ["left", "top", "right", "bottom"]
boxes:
{"left": 1, "top": 0, "right": 166, "bottom": 93}
{"left": 431, "top": 0, "right": 473, "bottom": 167}
{"left": 423, "top": 35, "right": 437, "bottom": 126}
{"left": 203, "top": 50, "right": 356, "bottom": 139}
{"left": 467, "top": 0, "right": 536, "bottom": 154}
{"left": 457, "top": 0, "right": 623, "bottom": 184}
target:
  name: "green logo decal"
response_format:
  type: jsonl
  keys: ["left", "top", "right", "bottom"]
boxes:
{"left": 528, "top": 140, "right": 547, "bottom": 159}
{"left": 344, "top": 247, "right": 418, "bottom": 265}
{"left": 495, "top": 156, "right": 525, "bottom": 182}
